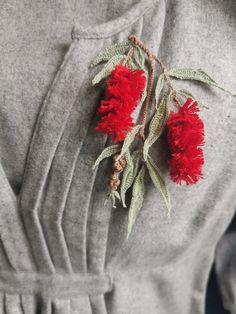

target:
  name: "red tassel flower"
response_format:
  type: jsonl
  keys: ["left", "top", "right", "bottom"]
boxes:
{"left": 166, "top": 98, "right": 205, "bottom": 185}
{"left": 95, "top": 64, "right": 146, "bottom": 143}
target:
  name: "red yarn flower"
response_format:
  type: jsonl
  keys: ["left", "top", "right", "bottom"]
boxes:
{"left": 166, "top": 98, "right": 204, "bottom": 185}
{"left": 95, "top": 64, "right": 146, "bottom": 142}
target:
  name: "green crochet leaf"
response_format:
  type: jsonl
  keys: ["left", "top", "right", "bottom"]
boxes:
{"left": 127, "top": 60, "right": 140, "bottom": 70}
{"left": 155, "top": 73, "right": 165, "bottom": 107}
{"left": 104, "top": 190, "right": 121, "bottom": 208}
{"left": 92, "top": 54, "right": 126, "bottom": 85}
{"left": 133, "top": 46, "right": 145, "bottom": 69}
{"left": 143, "top": 94, "right": 169, "bottom": 161}
{"left": 176, "top": 89, "right": 209, "bottom": 109}
{"left": 140, "top": 70, "right": 148, "bottom": 103}
{"left": 118, "top": 125, "right": 141, "bottom": 159}
{"left": 120, "top": 150, "right": 141, "bottom": 207}
{"left": 176, "top": 89, "right": 196, "bottom": 100}
{"left": 146, "top": 155, "right": 171, "bottom": 217}
{"left": 168, "top": 68, "right": 236, "bottom": 96}
{"left": 92, "top": 144, "right": 121, "bottom": 170}
{"left": 127, "top": 165, "right": 146, "bottom": 238}
{"left": 90, "top": 42, "right": 130, "bottom": 67}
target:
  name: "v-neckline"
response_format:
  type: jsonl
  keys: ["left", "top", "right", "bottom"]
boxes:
{"left": 14, "top": 0, "right": 155, "bottom": 206}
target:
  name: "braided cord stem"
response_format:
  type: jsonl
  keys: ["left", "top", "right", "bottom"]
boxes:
{"left": 128, "top": 35, "right": 181, "bottom": 119}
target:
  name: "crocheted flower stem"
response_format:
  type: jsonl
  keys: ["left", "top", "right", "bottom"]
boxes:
{"left": 128, "top": 35, "right": 156, "bottom": 140}
{"left": 153, "top": 57, "right": 181, "bottom": 109}
{"left": 128, "top": 35, "right": 181, "bottom": 110}
{"left": 125, "top": 46, "right": 134, "bottom": 67}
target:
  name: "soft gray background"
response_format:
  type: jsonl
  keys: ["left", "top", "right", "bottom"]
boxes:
{"left": 0, "top": 0, "right": 235, "bottom": 313}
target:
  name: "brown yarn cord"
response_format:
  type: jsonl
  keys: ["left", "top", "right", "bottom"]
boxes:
{"left": 128, "top": 35, "right": 181, "bottom": 134}
{"left": 107, "top": 35, "right": 181, "bottom": 193}
{"left": 109, "top": 154, "right": 126, "bottom": 191}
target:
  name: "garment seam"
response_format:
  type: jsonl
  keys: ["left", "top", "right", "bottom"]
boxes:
{"left": 71, "top": 1, "right": 156, "bottom": 40}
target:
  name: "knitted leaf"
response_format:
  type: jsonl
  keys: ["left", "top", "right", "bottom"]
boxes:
{"left": 92, "top": 144, "right": 120, "bottom": 170}
{"left": 120, "top": 150, "right": 141, "bottom": 207}
{"left": 155, "top": 73, "right": 165, "bottom": 107}
{"left": 177, "top": 89, "right": 196, "bottom": 100}
{"left": 177, "top": 89, "right": 209, "bottom": 109}
{"left": 143, "top": 95, "right": 169, "bottom": 161}
{"left": 120, "top": 150, "right": 133, "bottom": 208}
{"left": 92, "top": 55, "right": 126, "bottom": 85}
{"left": 146, "top": 156, "right": 171, "bottom": 217}
{"left": 127, "top": 165, "right": 146, "bottom": 238}
{"left": 118, "top": 125, "right": 141, "bottom": 159}
{"left": 90, "top": 42, "right": 130, "bottom": 67}
{"left": 140, "top": 70, "right": 148, "bottom": 103}
{"left": 104, "top": 191, "right": 121, "bottom": 208}
{"left": 133, "top": 46, "right": 145, "bottom": 69}
{"left": 168, "top": 68, "right": 236, "bottom": 96}
{"left": 127, "top": 60, "right": 140, "bottom": 70}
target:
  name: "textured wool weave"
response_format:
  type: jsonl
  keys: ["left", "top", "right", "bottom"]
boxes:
{"left": 0, "top": 0, "right": 236, "bottom": 313}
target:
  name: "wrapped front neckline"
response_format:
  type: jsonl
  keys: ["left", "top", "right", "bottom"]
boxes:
{"left": 71, "top": 0, "right": 155, "bottom": 39}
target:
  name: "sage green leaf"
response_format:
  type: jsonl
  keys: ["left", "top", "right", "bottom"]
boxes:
{"left": 143, "top": 94, "right": 169, "bottom": 161}
{"left": 155, "top": 73, "right": 165, "bottom": 106}
{"left": 92, "top": 54, "right": 126, "bottom": 85}
{"left": 133, "top": 46, "right": 145, "bottom": 69}
{"left": 103, "top": 193, "right": 111, "bottom": 207}
{"left": 127, "top": 165, "right": 146, "bottom": 238}
{"left": 104, "top": 191, "right": 121, "bottom": 208}
{"left": 176, "top": 89, "right": 209, "bottom": 109}
{"left": 120, "top": 150, "right": 133, "bottom": 208}
{"left": 92, "top": 144, "right": 120, "bottom": 170}
{"left": 113, "top": 190, "right": 121, "bottom": 200}
{"left": 168, "top": 68, "right": 236, "bottom": 96}
{"left": 117, "top": 125, "right": 141, "bottom": 159}
{"left": 127, "top": 60, "right": 140, "bottom": 70}
{"left": 90, "top": 42, "right": 130, "bottom": 67}
{"left": 120, "top": 150, "right": 141, "bottom": 207}
{"left": 140, "top": 70, "right": 148, "bottom": 103}
{"left": 146, "top": 155, "right": 171, "bottom": 217}
{"left": 177, "top": 89, "right": 196, "bottom": 99}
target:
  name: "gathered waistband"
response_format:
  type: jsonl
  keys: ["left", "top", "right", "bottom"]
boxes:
{"left": 0, "top": 270, "right": 113, "bottom": 298}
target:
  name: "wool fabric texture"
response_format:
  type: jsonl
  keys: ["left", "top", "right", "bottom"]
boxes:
{"left": 0, "top": 1, "right": 236, "bottom": 314}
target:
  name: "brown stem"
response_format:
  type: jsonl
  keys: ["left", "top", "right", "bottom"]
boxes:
{"left": 121, "top": 46, "right": 134, "bottom": 68}
{"left": 128, "top": 35, "right": 181, "bottom": 111}
{"left": 126, "top": 46, "right": 134, "bottom": 67}
{"left": 109, "top": 154, "right": 126, "bottom": 191}
{"left": 153, "top": 57, "right": 180, "bottom": 108}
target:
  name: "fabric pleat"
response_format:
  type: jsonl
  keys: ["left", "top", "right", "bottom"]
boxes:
{"left": 51, "top": 298, "right": 71, "bottom": 314}
{"left": 0, "top": 166, "right": 34, "bottom": 271}
{"left": 37, "top": 297, "right": 52, "bottom": 314}
{"left": 0, "top": 9, "right": 146, "bottom": 314}
{"left": 39, "top": 48, "right": 107, "bottom": 273}
{"left": 89, "top": 296, "right": 109, "bottom": 314}
{"left": 4, "top": 293, "right": 24, "bottom": 314}
{"left": 21, "top": 295, "right": 37, "bottom": 314}
{"left": 70, "top": 296, "right": 92, "bottom": 314}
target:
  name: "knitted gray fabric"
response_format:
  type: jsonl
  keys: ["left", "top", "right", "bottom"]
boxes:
{"left": 0, "top": 0, "right": 235, "bottom": 313}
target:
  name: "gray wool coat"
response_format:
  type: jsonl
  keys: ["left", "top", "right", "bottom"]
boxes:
{"left": 0, "top": 0, "right": 236, "bottom": 313}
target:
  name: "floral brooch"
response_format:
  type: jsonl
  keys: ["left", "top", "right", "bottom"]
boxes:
{"left": 90, "top": 35, "right": 234, "bottom": 237}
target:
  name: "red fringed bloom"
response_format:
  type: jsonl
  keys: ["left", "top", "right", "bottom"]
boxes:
{"left": 166, "top": 98, "right": 205, "bottom": 185}
{"left": 95, "top": 64, "right": 146, "bottom": 142}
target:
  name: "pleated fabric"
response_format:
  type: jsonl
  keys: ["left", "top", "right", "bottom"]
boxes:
{"left": 0, "top": 2, "right": 148, "bottom": 312}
